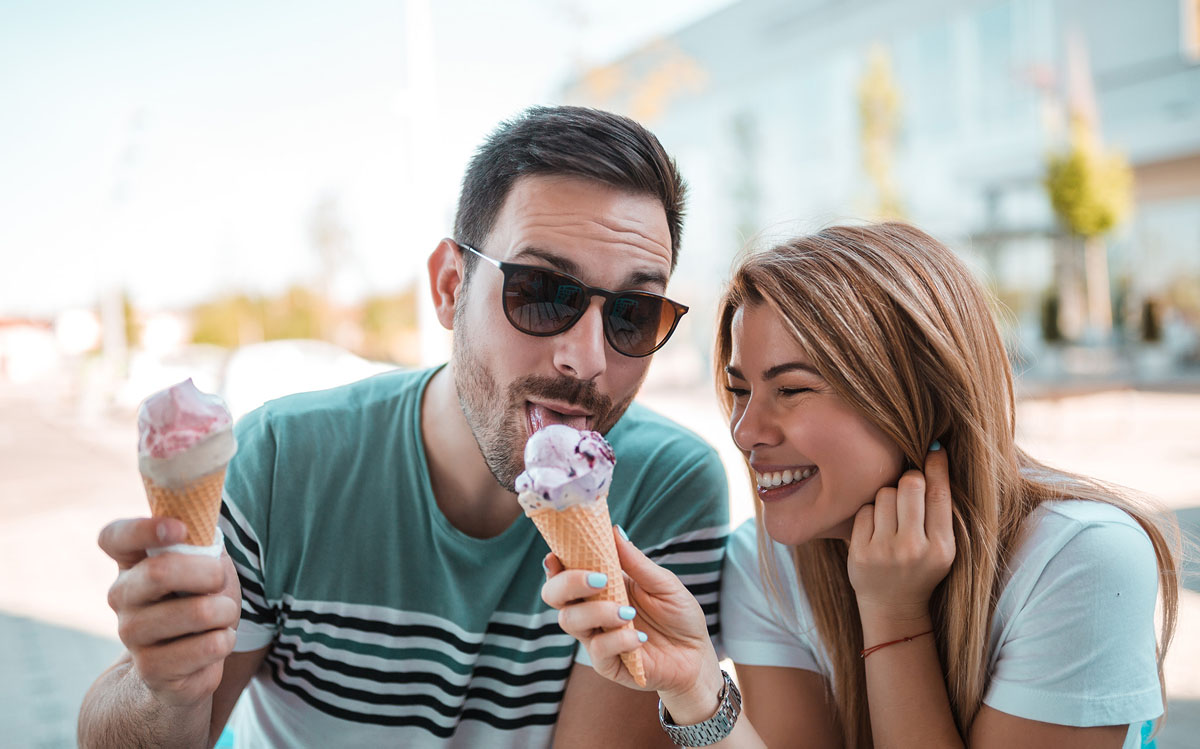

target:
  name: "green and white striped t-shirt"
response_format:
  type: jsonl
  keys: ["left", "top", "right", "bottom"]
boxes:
{"left": 219, "top": 366, "right": 729, "bottom": 748}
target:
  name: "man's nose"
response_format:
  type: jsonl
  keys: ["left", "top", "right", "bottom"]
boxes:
{"left": 552, "top": 298, "right": 607, "bottom": 382}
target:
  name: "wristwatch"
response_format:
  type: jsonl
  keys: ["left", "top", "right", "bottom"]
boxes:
{"left": 658, "top": 670, "right": 742, "bottom": 747}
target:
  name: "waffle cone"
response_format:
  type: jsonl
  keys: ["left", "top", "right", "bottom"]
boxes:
{"left": 141, "top": 468, "right": 226, "bottom": 546}
{"left": 525, "top": 496, "right": 646, "bottom": 687}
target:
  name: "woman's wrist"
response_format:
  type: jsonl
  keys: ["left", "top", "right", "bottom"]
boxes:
{"left": 658, "top": 658, "right": 726, "bottom": 726}
{"left": 857, "top": 600, "right": 933, "bottom": 642}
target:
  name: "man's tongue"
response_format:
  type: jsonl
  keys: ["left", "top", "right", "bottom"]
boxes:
{"left": 528, "top": 403, "right": 589, "bottom": 434}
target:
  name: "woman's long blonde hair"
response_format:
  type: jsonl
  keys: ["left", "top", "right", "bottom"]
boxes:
{"left": 714, "top": 223, "right": 1180, "bottom": 746}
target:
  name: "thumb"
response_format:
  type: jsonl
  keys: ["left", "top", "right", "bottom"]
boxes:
{"left": 613, "top": 527, "right": 681, "bottom": 596}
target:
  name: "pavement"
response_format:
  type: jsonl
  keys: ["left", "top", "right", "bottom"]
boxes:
{"left": 2, "top": 374, "right": 1198, "bottom": 747}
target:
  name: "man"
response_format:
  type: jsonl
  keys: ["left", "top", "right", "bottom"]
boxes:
{"left": 79, "top": 106, "right": 728, "bottom": 747}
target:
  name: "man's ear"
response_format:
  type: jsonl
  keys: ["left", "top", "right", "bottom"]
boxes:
{"left": 428, "top": 238, "right": 465, "bottom": 331}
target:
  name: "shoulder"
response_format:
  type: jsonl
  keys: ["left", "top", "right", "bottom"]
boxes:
{"left": 1014, "top": 499, "right": 1156, "bottom": 577}
{"left": 719, "top": 519, "right": 824, "bottom": 672}
{"left": 998, "top": 499, "right": 1160, "bottom": 632}
{"left": 725, "top": 518, "right": 763, "bottom": 572}
{"left": 985, "top": 500, "right": 1164, "bottom": 726}
{"left": 723, "top": 519, "right": 800, "bottom": 597}
{"left": 236, "top": 367, "right": 429, "bottom": 441}
{"left": 257, "top": 366, "right": 431, "bottom": 423}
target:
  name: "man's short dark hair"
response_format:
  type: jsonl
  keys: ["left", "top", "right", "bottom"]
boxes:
{"left": 453, "top": 106, "right": 687, "bottom": 276}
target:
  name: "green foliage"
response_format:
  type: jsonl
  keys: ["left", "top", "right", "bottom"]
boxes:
{"left": 1044, "top": 119, "right": 1133, "bottom": 238}
{"left": 191, "top": 287, "right": 323, "bottom": 348}
{"left": 360, "top": 286, "right": 419, "bottom": 363}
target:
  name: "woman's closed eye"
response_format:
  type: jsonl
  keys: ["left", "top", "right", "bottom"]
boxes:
{"left": 778, "top": 387, "right": 814, "bottom": 397}
{"left": 723, "top": 385, "right": 750, "bottom": 398}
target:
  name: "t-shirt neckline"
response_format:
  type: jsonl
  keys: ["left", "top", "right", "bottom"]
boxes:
{"left": 411, "top": 364, "right": 535, "bottom": 547}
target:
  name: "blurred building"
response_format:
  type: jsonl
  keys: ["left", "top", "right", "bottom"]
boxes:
{"left": 562, "top": 0, "right": 1200, "bottom": 375}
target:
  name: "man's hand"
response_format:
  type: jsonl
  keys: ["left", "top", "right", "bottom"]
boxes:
{"left": 847, "top": 444, "right": 956, "bottom": 622}
{"left": 99, "top": 517, "right": 242, "bottom": 707}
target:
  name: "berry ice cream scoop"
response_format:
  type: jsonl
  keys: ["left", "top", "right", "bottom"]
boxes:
{"left": 515, "top": 424, "right": 615, "bottom": 510}
{"left": 516, "top": 425, "right": 645, "bottom": 686}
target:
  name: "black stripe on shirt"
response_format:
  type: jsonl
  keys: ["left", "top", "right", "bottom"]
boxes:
{"left": 266, "top": 654, "right": 562, "bottom": 734}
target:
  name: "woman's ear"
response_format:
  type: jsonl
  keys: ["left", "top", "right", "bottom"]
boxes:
{"left": 427, "top": 238, "right": 465, "bottom": 330}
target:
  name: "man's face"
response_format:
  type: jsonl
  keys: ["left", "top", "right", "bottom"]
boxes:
{"left": 452, "top": 174, "right": 674, "bottom": 490}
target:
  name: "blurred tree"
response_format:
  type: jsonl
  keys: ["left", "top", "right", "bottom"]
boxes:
{"left": 1043, "top": 116, "right": 1133, "bottom": 341}
{"left": 266, "top": 287, "right": 322, "bottom": 341}
{"left": 857, "top": 44, "right": 905, "bottom": 220}
{"left": 121, "top": 290, "right": 141, "bottom": 348}
{"left": 1040, "top": 291, "right": 1064, "bottom": 343}
{"left": 191, "top": 287, "right": 325, "bottom": 349}
{"left": 1044, "top": 118, "right": 1132, "bottom": 238}
{"left": 1140, "top": 297, "right": 1162, "bottom": 343}
{"left": 192, "top": 294, "right": 263, "bottom": 348}
{"left": 360, "top": 285, "right": 420, "bottom": 364}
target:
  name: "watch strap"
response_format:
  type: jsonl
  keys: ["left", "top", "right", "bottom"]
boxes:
{"left": 658, "top": 670, "right": 742, "bottom": 747}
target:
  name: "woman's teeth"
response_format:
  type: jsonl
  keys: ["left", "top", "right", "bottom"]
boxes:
{"left": 756, "top": 467, "right": 814, "bottom": 488}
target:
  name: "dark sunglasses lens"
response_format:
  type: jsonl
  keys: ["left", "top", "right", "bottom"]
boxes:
{"left": 503, "top": 267, "right": 585, "bottom": 334}
{"left": 606, "top": 294, "right": 675, "bottom": 356}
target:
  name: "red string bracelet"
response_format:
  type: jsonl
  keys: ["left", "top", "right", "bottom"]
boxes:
{"left": 860, "top": 630, "right": 933, "bottom": 659}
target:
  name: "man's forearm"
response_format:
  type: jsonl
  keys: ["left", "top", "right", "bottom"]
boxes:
{"left": 79, "top": 655, "right": 213, "bottom": 749}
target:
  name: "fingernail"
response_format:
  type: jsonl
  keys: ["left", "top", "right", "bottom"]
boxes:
{"left": 616, "top": 525, "right": 629, "bottom": 542}
{"left": 541, "top": 559, "right": 550, "bottom": 575}
{"left": 587, "top": 572, "right": 608, "bottom": 589}
{"left": 637, "top": 630, "right": 648, "bottom": 643}
{"left": 156, "top": 521, "right": 179, "bottom": 543}
{"left": 618, "top": 606, "right": 636, "bottom": 621}
{"left": 930, "top": 440, "right": 942, "bottom": 452}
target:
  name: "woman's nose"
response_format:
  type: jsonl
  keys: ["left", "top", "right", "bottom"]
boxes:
{"left": 731, "top": 394, "right": 781, "bottom": 451}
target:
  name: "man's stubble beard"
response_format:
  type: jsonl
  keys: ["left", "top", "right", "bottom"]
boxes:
{"left": 451, "top": 298, "right": 642, "bottom": 492}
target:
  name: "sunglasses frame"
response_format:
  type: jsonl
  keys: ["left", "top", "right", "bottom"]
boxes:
{"left": 458, "top": 242, "right": 688, "bottom": 358}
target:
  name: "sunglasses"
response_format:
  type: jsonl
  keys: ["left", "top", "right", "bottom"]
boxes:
{"left": 458, "top": 243, "right": 689, "bottom": 358}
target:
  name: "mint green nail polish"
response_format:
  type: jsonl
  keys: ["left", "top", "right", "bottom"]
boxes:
{"left": 930, "top": 440, "right": 942, "bottom": 451}
{"left": 618, "top": 606, "right": 636, "bottom": 621}
{"left": 616, "top": 525, "right": 629, "bottom": 542}
{"left": 637, "top": 630, "right": 648, "bottom": 643}
{"left": 587, "top": 572, "right": 607, "bottom": 588}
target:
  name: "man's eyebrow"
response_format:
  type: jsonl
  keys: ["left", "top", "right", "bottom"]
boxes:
{"left": 725, "top": 362, "right": 821, "bottom": 380}
{"left": 511, "top": 246, "right": 668, "bottom": 290}
{"left": 511, "top": 247, "right": 580, "bottom": 275}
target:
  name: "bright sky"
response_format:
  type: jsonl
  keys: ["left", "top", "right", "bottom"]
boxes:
{"left": 1, "top": 0, "right": 733, "bottom": 317}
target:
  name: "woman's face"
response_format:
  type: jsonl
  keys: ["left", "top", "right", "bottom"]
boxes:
{"left": 726, "top": 303, "right": 906, "bottom": 545}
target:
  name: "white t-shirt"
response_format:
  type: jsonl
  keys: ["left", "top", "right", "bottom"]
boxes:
{"left": 720, "top": 500, "right": 1162, "bottom": 748}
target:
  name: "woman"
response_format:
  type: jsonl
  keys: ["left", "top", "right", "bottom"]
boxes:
{"left": 541, "top": 223, "right": 1180, "bottom": 748}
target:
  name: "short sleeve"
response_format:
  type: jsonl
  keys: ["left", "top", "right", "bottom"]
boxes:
{"left": 219, "top": 406, "right": 281, "bottom": 652}
{"left": 984, "top": 519, "right": 1163, "bottom": 726}
{"left": 719, "top": 520, "right": 821, "bottom": 673}
{"left": 575, "top": 422, "right": 729, "bottom": 668}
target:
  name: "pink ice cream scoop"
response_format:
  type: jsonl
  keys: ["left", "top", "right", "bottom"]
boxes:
{"left": 138, "top": 378, "right": 233, "bottom": 459}
{"left": 136, "top": 380, "right": 236, "bottom": 554}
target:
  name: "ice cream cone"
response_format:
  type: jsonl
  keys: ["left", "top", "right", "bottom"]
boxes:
{"left": 141, "top": 468, "right": 226, "bottom": 546}
{"left": 525, "top": 494, "right": 646, "bottom": 687}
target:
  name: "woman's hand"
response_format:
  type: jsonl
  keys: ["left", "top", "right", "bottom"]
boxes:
{"left": 541, "top": 528, "right": 724, "bottom": 708}
{"left": 847, "top": 444, "right": 956, "bottom": 622}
